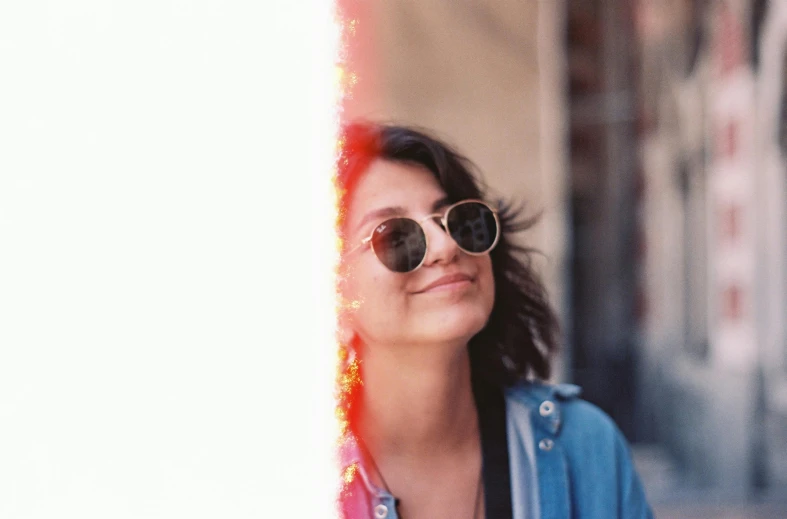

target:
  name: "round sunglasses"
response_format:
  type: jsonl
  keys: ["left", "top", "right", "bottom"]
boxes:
{"left": 353, "top": 199, "right": 500, "bottom": 273}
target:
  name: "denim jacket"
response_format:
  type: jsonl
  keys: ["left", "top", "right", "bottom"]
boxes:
{"left": 338, "top": 382, "right": 654, "bottom": 519}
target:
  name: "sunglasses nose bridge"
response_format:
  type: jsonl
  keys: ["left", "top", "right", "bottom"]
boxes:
{"left": 418, "top": 212, "right": 448, "bottom": 232}
{"left": 419, "top": 214, "right": 460, "bottom": 267}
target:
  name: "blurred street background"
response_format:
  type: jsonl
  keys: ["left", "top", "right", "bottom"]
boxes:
{"left": 341, "top": 0, "right": 787, "bottom": 516}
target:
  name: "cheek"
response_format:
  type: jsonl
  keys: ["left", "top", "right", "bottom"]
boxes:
{"left": 342, "top": 261, "right": 408, "bottom": 330}
{"left": 478, "top": 258, "right": 496, "bottom": 310}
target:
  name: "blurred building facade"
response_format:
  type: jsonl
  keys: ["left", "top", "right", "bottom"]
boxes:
{"left": 341, "top": 0, "right": 787, "bottom": 504}
{"left": 630, "top": 0, "right": 787, "bottom": 501}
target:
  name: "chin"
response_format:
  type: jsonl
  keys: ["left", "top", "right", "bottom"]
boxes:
{"left": 418, "top": 305, "right": 491, "bottom": 344}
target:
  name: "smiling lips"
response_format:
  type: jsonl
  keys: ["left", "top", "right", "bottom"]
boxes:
{"left": 416, "top": 273, "right": 474, "bottom": 293}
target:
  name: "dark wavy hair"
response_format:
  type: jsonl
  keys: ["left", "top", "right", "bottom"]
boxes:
{"left": 336, "top": 122, "right": 559, "bottom": 386}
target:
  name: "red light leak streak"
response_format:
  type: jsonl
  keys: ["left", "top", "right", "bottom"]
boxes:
{"left": 334, "top": 0, "right": 378, "bottom": 515}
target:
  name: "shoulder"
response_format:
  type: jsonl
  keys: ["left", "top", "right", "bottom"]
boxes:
{"left": 505, "top": 382, "right": 652, "bottom": 518}
{"left": 505, "top": 382, "right": 653, "bottom": 517}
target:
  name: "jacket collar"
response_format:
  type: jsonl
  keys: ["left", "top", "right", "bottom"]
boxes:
{"left": 505, "top": 381, "right": 582, "bottom": 435}
{"left": 338, "top": 430, "right": 389, "bottom": 498}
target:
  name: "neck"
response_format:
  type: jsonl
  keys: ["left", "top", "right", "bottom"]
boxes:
{"left": 355, "top": 340, "right": 479, "bottom": 461}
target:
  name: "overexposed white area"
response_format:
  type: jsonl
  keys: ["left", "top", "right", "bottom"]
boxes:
{"left": 0, "top": 1, "right": 339, "bottom": 517}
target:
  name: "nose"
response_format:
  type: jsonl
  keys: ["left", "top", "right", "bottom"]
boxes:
{"left": 421, "top": 216, "right": 460, "bottom": 267}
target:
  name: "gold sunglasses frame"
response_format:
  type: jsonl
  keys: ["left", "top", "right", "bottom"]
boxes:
{"left": 351, "top": 199, "right": 501, "bottom": 273}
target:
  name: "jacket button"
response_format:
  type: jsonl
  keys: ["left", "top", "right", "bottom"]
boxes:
{"left": 374, "top": 504, "right": 388, "bottom": 518}
{"left": 539, "top": 400, "right": 555, "bottom": 417}
{"left": 538, "top": 438, "right": 554, "bottom": 451}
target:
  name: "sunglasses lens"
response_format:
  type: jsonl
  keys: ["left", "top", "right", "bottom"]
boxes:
{"left": 446, "top": 202, "right": 499, "bottom": 254}
{"left": 370, "top": 218, "right": 427, "bottom": 273}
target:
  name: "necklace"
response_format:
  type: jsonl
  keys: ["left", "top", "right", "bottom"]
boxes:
{"left": 358, "top": 436, "right": 484, "bottom": 519}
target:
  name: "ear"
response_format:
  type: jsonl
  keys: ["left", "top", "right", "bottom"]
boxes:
{"left": 337, "top": 321, "right": 355, "bottom": 346}
{"left": 336, "top": 265, "right": 360, "bottom": 348}
{"left": 336, "top": 312, "right": 360, "bottom": 374}
{"left": 336, "top": 292, "right": 355, "bottom": 345}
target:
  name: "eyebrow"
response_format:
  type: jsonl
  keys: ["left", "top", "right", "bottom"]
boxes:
{"left": 354, "top": 196, "right": 451, "bottom": 235}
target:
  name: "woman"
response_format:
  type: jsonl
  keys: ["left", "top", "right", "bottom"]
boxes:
{"left": 335, "top": 122, "right": 652, "bottom": 519}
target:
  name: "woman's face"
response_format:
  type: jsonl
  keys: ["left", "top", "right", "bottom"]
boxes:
{"left": 340, "top": 159, "right": 495, "bottom": 350}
